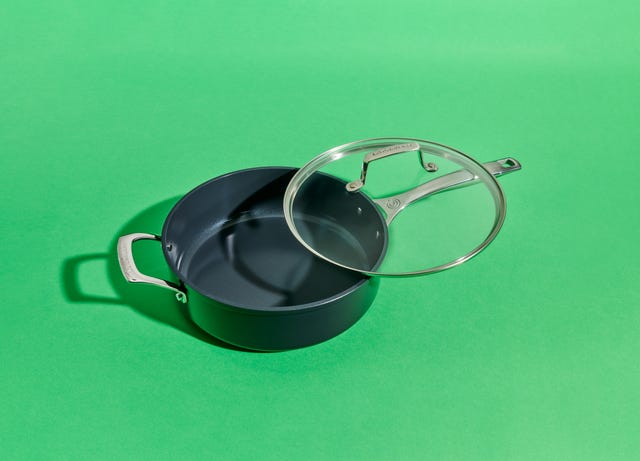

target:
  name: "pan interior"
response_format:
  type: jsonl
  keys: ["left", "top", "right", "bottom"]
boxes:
{"left": 162, "top": 168, "right": 387, "bottom": 310}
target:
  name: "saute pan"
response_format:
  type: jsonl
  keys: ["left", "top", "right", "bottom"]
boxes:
{"left": 118, "top": 139, "right": 520, "bottom": 350}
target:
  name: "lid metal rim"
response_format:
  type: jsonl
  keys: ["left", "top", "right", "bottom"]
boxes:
{"left": 283, "top": 137, "right": 507, "bottom": 278}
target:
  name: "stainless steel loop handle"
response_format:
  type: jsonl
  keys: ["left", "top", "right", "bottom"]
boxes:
{"left": 117, "top": 233, "right": 188, "bottom": 303}
{"left": 346, "top": 142, "right": 436, "bottom": 192}
{"left": 373, "top": 157, "right": 521, "bottom": 225}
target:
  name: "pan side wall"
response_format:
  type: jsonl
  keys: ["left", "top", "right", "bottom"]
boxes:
{"left": 186, "top": 276, "right": 380, "bottom": 351}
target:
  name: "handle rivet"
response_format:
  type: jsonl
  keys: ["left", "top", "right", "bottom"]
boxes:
{"left": 424, "top": 162, "right": 438, "bottom": 172}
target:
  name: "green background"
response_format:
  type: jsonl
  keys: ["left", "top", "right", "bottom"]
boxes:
{"left": 2, "top": 1, "right": 639, "bottom": 459}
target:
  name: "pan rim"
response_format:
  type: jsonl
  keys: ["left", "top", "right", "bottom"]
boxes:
{"left": 160, "top": 166, "right": 386, "bottom": 313}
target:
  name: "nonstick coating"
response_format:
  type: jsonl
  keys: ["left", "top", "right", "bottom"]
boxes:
{"left": 161, "top": 167, "right": 388, "bottom": 311}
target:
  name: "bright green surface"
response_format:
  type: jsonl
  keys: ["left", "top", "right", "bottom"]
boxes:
{"left": 2, "top": 1, "right": 639, "bottom": 459}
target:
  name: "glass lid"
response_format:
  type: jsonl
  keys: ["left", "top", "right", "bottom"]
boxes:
{"left": 283, "top": 137, "right": 520, "bottom": 276}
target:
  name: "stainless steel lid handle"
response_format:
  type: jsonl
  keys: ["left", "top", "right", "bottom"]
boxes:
{"left": 373, "top": 157, "right": 522, "bottom": 225}
{"left": 117, "top": 233, "right": 188, "bottom": 303}
{"left": 346, "top": 142, "right": 436, "bottom": 192}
